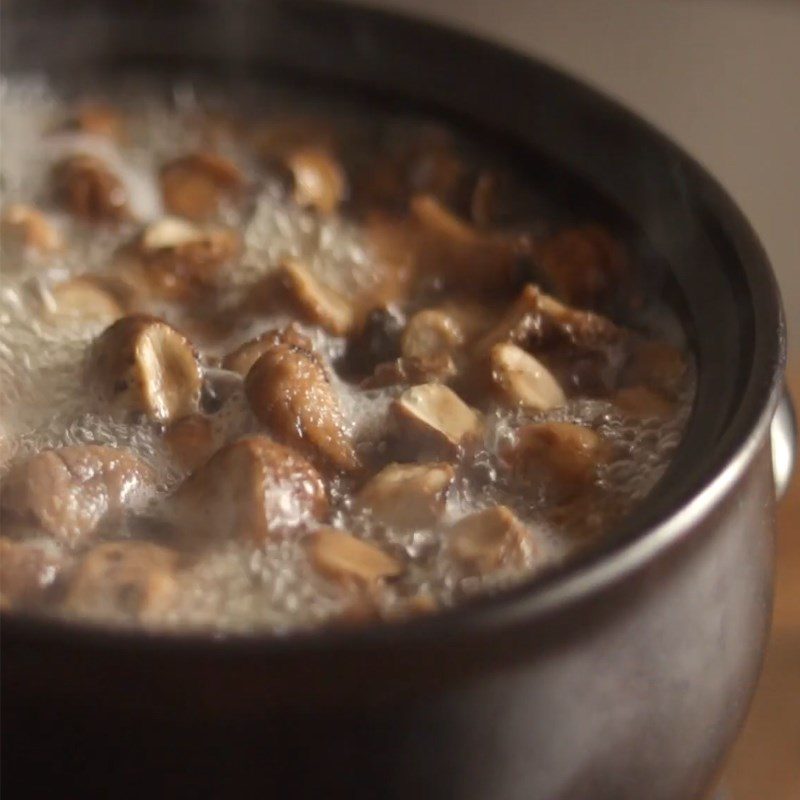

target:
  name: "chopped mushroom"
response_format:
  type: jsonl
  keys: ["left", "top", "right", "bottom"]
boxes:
{"left": 401, "top": 308, "right": 465, "bottom": 362}
{"left": 622, "top": 340, "right": 687, "bottom": 399}
{"left": 168, "top": 436, "right": 328, "bottom": 545}
{"left": 356, "top": 462, "right": 454, "bottom": 529}
{"left": 160, "top": 151, "right": 244, "bottom": 221}
{"left": 308, "top": 527, "right": 403, "bottom": 586}
{"left": 63, "top": 541, "right": 179, "bottom": 623}
{"left": 275, "top": 260, "right": 355, "bottom": 335}
{"left": 533, "top": 224, "right": 629, "bottom": 308}
{"left": 53, "top": 154, "right": 130, "bottom": 223}
{"left": 126, "top": 217, "right": 240, "bottom": 300}
{"left": 0, "top": 537, "right": 66, "bottom": 609}
{"left": 222, "top": 325, "right": 312, "bottom": 376}
{"left": 286, "top": 147, "right": 346, "bottom": 214}
{"left": 476, "top": 283, "right": 619, "bottom": 356}
{"left": 245, "top": 341, "right": 359, "bottom": 472}
{"left": 46, "top": 275, "right": 124, "bottom": 325}
{"left": 362, "top": 354, "right": 457, "bottom": 390}
{"left": 392, "top": 383, "right": 482, "bottom": 458}
{"left": 448, "top": 506, "right": 532, "bottom": 574}
{"left": 163, "top": 414, "right": 216, "bottom": 471}
{"left": 66, "top": 102, "right": 123, "bottom": 140}
{"left": 88, "top": 315, "right": 202, "bottom": 423}
{"left": 410, "top": 194, "right": 531, "bottom": 293}
{"left": 612, "top": 386, "right": 674, "bottom": 419}
{"left": 0, "top": 445, "right": 154, "bottom": 547}
{"left": 1, "top": 204, "right": 62, "bottom": 258}
{"left": 489, "top": 342, "right": 566, "bottom": 411}
{"left": 504, "top": 422, "right": 610, "bottom": 497}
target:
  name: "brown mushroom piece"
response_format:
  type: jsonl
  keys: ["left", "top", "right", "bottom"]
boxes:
{"left": 88, "top": 314, "right": 202, "bottom": 423}
{"left": 63, "top": 541, "right": 179, "bottom": 623}
{"left": 66, "top": 102, "right": 123, "bottom": 140}
{"left": 392, "top": 383, "right": 482, "bottom": 458}
{"left": 361, "top": 354, "right": 457, "bottom": 390}
{"left": 448, "top": 506, "right": 532, "bottom": 574}
{"left": 245, "top": 341, "right": 359, "bottom": 472}
{"left": 1, "top": 204, "right": 61, "bottom": 259}
{"left": 163, "top": 414, "right": 216, "bottom": 471}
{"left": 46, "top": 275, "right": 124, "bottom": 325}
{"left": 160, "top": 151, "right": 244, "bottom": 221}
{"left": 356, "top": 461, "right": 454, "bottom": 530}
{"left": 0, "top": 445, "right": 154, "bottom": 548}
{"left": 489, "top": 342, "right": 566, "bottom": 411}
{"left": 504, "top": 422, "right": 610, "bottom": 498}
{"left": 53, "top": 154, "right": 130, "bottom": 223}
{"left": 222, "top": 325, "right": 313, "bottom": 376}
{"left": 285, "top": 147, "right": 346, "bottom": 214}
{"left": 476, "top": 283, "right": 619, "bottom": 357}
{"left": 533, "top": 224, "right": 629, "bottom": 308}
{"left": 612, "top": 386, "right": 674, "bottom": 419}
{"left": 410, "top": 194, "right": 531, "bottom": 294}
{"left": 622, "top": 339, "right": 687, "bottom": 399}
{"left": 123, "top": 217, "right": 240, "bottom": 301}
{"left": 167, "top": 436, "right": 329, "bottom": 545}
{"left": 274, "top": 260, "right": 355, "bottom": 336}
{"left": 308, "top": 527, "right": 403, "bottom": 586}
{"left": 0, "top": 537, "right": 66, "bottom": 609}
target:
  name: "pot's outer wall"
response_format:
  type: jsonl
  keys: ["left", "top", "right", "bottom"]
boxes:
{"left": 0, "top": 2, "right": 786, "bottom": 799}
{"left": 2, "top": 447, "right": 776, "bottom": 798}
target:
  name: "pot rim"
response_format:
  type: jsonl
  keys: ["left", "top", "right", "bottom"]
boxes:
{"left": 0, "top": 0, "right": 786, "bottom": 654}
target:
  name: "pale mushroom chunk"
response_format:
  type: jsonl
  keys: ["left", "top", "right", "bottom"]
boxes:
{"left": 53, "top": 154, "right": 130, "bottom": 223}
{"left": 0, "top": 445, "right": 154, "bottom": 548}
{"left": 88, "top": 315, "right": 202, "bottom": 423}
{"left": 505, "top": 422, "right": 610, "bottom": 496}
{"left": 163, "top": 413, "right": 216, "bottom": 471}
{"left": 0, "top": 537, "right": 66, "bottom": 609}
{"left": 160, "top": 151, "right": 244, "bottom": 221}
{"left": 286, "top": 147, "right": 346, "bottom": 214}
{"left": 63, "top": 541, "right": 179, "bottom": 623}
{"left": 356, "top": 461, "right": 454, "bottom": 529}
{"left": 401, "top": 308, "right": 465, "bottom": 362}
{"left": 129, "top": 217, "right": 240, "bottom": 300}
{"left": 46, "top": 276, "right": 124, "bottom": 325}
{"left": 392, "top": 383, "right": 482, "bottom": 457}
{"left": 448, "top": 506, "right": 532, "bottom": 574}
{"left": 1, "top": 204, "right": 61, "bottom": 259}
{"left": 245, "top": 341, "right": 359, "bottom": 472}
{"left": 222, "top": 325, "right": 313, "bottom": 376}
{"left": 275, "top": 260, "right": 355, "bottom": 336}
{"left": 490, "top": 342, "right": 566, "bottom": 411}
{"left": 308, "top": 527, "right": 403, "bottom": 586}
{"left": 167, "top": 436, "right": 329, "bottom": 545}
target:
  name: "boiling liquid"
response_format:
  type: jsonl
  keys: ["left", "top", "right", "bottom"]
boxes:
{"left": 0, "top": 78, "right": 694, "bottom": 632}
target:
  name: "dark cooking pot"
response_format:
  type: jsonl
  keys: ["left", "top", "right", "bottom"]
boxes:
{"left": 1, "top": 2, "right": 795, "bottom": 798}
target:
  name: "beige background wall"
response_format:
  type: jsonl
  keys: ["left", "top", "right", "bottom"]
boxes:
{"left": 352, "top": 0, "right": 800, "bottom": 347}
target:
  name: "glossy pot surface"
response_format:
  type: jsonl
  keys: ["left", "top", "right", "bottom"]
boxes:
{"left": 0, "top": 2, "right": 791, "bottom": 799}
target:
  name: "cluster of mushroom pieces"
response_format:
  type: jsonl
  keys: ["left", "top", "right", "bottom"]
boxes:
{"left": 0, "top": 100, "right": 688, "bottom": 625}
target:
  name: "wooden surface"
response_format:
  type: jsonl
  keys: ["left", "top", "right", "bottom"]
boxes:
{"left": 721, "top": 370, "right": 800, "bottom": 799}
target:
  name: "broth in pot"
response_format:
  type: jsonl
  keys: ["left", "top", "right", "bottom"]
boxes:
{"left": 0, "top": 78, "right": 693, "bottom": 632}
